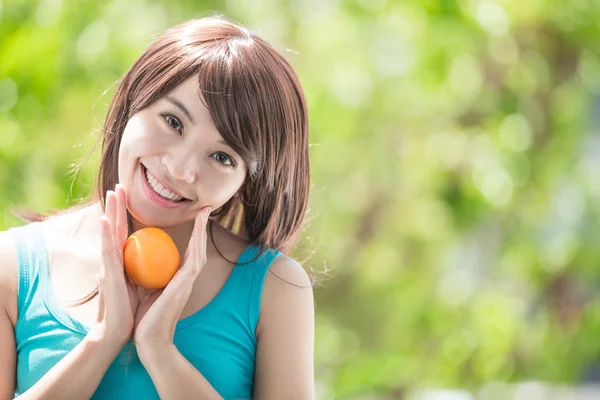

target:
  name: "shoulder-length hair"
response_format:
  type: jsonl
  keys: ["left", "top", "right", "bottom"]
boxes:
{"left": 14, "top": 16, "right": 312, "bottom": 301}
{"left": 19, "top": 16, "right": 309, "bottom": 252}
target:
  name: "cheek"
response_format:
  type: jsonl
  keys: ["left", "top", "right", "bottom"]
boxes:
{"left": 203, "top": 175, "right": 245, "bottom": 209}
{"left": 121, "top": 117, "right": 159, "bottom": 150}
{"left": 118, "top": 117, "right": 161, "bottom": 183}
{"left": 117, "top": 121, "right": 138, "bottom": 183}
{"left": 119, "top": 117, "right": 169, "bottom": 160}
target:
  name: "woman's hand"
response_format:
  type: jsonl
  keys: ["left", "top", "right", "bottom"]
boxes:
{"left": 93, "top": 184, "right": 140, "bottom": 346}
{"left": 132, "top": 207, "right": 211, "bottom": 353}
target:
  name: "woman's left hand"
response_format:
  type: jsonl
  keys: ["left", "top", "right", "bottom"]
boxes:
{"left": 132, "top": 207, "right": 211, "bottom": 352}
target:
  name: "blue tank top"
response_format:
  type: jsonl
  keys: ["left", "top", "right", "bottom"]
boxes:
{"left": 10, "top": 221, "right": 281, "bottom": 399}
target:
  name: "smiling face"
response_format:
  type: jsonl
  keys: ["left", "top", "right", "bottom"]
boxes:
{"left": 117, "top": 77, "right": 247, "bottom": 229}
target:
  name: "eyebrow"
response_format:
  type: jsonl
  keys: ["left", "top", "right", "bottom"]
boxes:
{"left": 165, "top": 96, "right": 234, "bottom": 149}
{"left": 166, "top": 96, "right": 195, "bottom": 124}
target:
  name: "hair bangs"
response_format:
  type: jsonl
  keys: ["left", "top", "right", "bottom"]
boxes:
{"left": 195, "top": 39, "right": 264, "bottom": 181}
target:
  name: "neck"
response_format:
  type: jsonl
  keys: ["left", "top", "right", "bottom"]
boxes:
{"left": 129, "top": 213, "right": 216, "bottom": 260}
{"left": 85, "top": 201, "right": 215, "bottom": 260}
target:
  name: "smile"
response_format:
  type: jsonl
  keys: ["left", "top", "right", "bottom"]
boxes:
{"left": 141, "top": 164, "right": 190, "bottom": 208}
{"left": 145, "top": 169, "right": 185, "bottom": 201}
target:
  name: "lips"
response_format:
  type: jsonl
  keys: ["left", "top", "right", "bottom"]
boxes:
{"left": 140, "top": 164, "right": 191, "bottom": 208}
{"left": 143, "top": 164, "right": 190, "bottom": 198}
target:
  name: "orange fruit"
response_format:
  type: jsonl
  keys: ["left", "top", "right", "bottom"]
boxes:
{"left": 123, "top": 227, "right": 181, "bottom": 289}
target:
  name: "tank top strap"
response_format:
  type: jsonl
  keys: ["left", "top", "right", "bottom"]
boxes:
{"left": 8, "top": 222, "right": 47, "bottom": 320}
{"left": 240, "top": 245, "right": 283, "bottom": 331}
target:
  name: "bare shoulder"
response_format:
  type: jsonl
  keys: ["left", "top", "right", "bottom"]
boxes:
{"left": 267, "top": 255, "right": 313, "bottom": 289}
{"left": 0, "top": 206, "right": 97, "bottom": 324}
{"left": 0, "top": 216, "right": 73, "bottom": 326}
{"left": 40, "top": 204, "right": 102, "bottom": 269}
{"left": 0, "top": 227, "right": 21, "bottom": 326}
{"left": 257, "top": 255, "right": 314, "bottom": 335}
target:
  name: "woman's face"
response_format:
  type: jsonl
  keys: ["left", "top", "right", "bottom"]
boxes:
{"left": 118, "top": 77, "right": 247, "bottom": 229}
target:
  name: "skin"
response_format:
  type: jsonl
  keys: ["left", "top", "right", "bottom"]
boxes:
{"left": 0, "top": 76, "right": 315, "bottom": 399}
{"left": 118, "top": 76, "right": 247, "bottom": 257}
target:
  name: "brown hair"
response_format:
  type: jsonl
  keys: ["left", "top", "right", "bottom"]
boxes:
{"left": 13, "top": 16, "right": 312, "bottom": 303}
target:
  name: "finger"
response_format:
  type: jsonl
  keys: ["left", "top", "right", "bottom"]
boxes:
{"left": 195, "top": 208, "right": 211, "bottom": 257}
{"left": 184, "top": 208, "right": 211, "bottom": 263}
{"left": 99, "top": 216, "right": 120, "bottom": 279}
{"left": 158, "top": 209, "right": 209, "bottom": 313}
{"left": 152, "top": 209, "right": 211, "bottom": 317}
{"left": 105, "top": 190, "right": 117, "bottom": 234}
{"left": 138, "top": 210, "right": 211, "bottom": 323}
{"left": 115, "top": 184, "right": 128, "bottom": 253}
{"left": 100, "top": 216, "right": 116, "bottom": 260}
{"left": 97, "top": 271, "right": 105, "bottom": 323}
{"left": 99, "top": 216, "right": 118, "bottom": 299}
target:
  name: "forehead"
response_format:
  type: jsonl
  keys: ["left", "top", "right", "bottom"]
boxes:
{"left": 163, "top": 77, "right": 207, "bottom": 112}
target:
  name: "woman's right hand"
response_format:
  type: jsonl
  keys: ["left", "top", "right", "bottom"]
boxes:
{"left": 94, "top": 184, "right": 139, "bottom": 346}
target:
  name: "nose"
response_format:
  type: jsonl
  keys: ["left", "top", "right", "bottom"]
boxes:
{"left": 161, "top": 150, "right": 199, "bottom": 184}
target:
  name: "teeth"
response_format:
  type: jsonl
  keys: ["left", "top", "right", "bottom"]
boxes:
{"left": 145, "top": 169, "right": 184, "bottom": 202}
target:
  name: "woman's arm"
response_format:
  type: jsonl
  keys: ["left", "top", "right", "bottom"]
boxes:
{"left": 136, "top": 256, "right": 315, "bottom": 400}
{"left": 132, "top": 208, "right": 222, "bottom": 399}
{"left": 0, "top": 230, "right": 126, "bottom": 400}
{"left": 253, "top": 256, "right": 315, "bottom": 399}
{"left": 17, "top": 328, "right": 125, "bottom": 400}
{"left": 138, "top": 344, "right": 223, "bottom": 400}
{"left": 7, "top": 187, "right": 140, "bottom": 399}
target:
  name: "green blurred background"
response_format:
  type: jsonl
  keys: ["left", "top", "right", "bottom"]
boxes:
{"left": 3, "top": 0, "right": 600, "bottom": 399}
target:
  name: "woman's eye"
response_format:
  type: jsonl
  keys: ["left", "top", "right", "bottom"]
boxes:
{"left": 162, "top": 114, "right": 183, "bottom": 133}
{"left": 213, "top": 152, "right": 235, "bottom": 167}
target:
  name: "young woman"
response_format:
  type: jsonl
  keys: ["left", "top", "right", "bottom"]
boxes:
{"left": 0, "top": 16, "right": 314, "bottom": 399}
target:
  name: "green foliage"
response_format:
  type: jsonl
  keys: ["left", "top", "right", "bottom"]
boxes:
{"left": 2, "top": 0, "right": 600, "bottom": 398}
